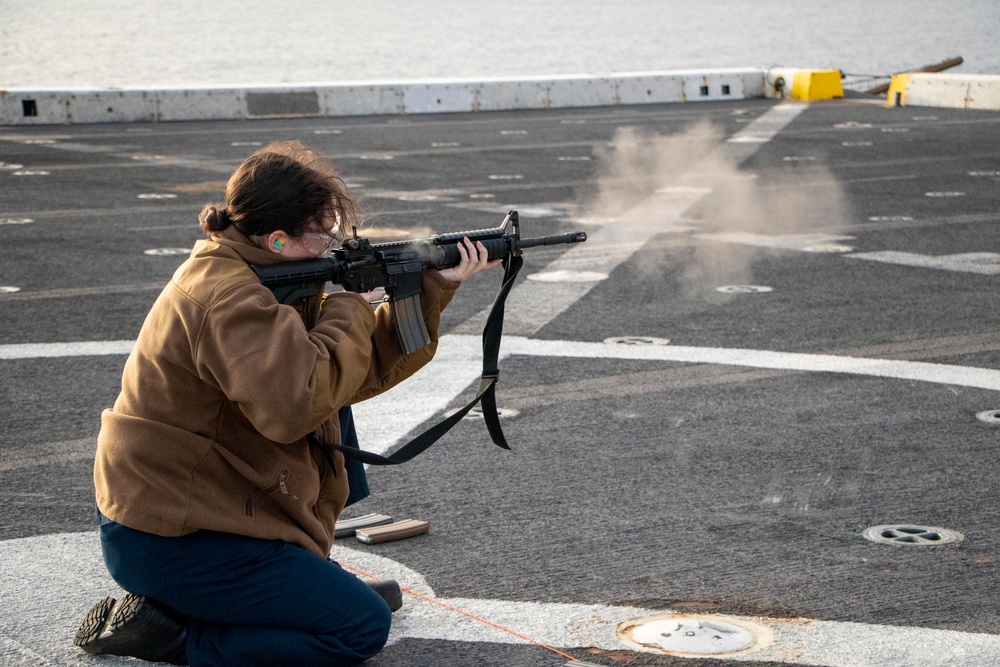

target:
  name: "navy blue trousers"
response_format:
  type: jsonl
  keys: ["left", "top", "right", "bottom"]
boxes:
{"left": 99, "top": 521, "right": 391, "bottom": 666}
{"left": 340, "top": 406, "right": 370, "bottom": 508}
{"left": 97, "top": 409, "right": 387, "bottom": 666}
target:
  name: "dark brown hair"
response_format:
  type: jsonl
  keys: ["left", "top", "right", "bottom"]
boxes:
{"left": 199, "top": 141, "right": 360, "bottom": 242}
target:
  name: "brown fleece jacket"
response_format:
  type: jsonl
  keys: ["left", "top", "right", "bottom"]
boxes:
{"left": 95, "top": 226, "right": 458, "bottom": 557}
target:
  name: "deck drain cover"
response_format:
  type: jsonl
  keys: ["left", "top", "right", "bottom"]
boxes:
{"left": 977, "top": 410, "right": 1000, "bottom": 425}
{"left": 863, "top": 524, "right": 964, "bottom": 546}
{"left": 604, "top": 336, "right": 671, "bottom": 346}
{"left": 618, "top": 613, "right": 761, "bottom": 656}
{"left": 717, "top": 285, "right": 772, "bottom": 294}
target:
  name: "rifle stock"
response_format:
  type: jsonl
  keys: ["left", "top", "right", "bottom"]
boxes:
{"left": 251, "top": 210, "right": 587, "bottom": 353}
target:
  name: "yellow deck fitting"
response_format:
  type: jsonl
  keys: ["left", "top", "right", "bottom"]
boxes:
{"left": 766, "top": 68, "right": 843, "bottom": 101}
{"left": 886, "top": 73, "right": 915, "bottom": 106}
{"left": 791, "top": 69, "right": 843, "bottom": 100}
{"left": 886, "top": 73, "right": 1000, "bottom": 110}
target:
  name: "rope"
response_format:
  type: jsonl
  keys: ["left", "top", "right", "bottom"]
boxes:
{"left": 340, "top": 562, "right": 579, "bottom": 662}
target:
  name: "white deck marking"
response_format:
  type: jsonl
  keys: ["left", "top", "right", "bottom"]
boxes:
{"left": 695, "top": 231, "right": 855, "bottom": 253}
{"left": 3, "top": 532, "right": 999, "bottom": 666}
{"left": 6, "top": 339, "right": 1000, "bottom": 460}
{"left": 500, "top": 336, "right": 1000, "bottom": 391}
{"left": 848, "top": 251, "right": 1000, "bottom": 274}
{"left": 351, "top": 334, "right": 1000, "bottom": 450}
{"left": 6, "top": 334, "right": 997, "bottom": 446}
{"left": 0, "top": 340, "right": 134, "bottom": 360}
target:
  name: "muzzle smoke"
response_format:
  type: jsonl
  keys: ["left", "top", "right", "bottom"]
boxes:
{"left": 578, "top": 121, "right": 852, "bottom": 295}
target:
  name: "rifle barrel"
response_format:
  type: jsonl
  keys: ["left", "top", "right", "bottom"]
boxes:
{"left": 518, "top": 231, "right": 588, "bottom": 249}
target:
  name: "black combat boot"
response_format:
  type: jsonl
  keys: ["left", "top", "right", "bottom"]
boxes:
{"left": 367, "top": 579, "right": 403, "bottom": 612}
{"left": 74, "top": 592, "right": 188, "bottom": 664}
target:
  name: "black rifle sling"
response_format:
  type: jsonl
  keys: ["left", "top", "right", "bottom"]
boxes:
{"left": 311, "top": 253, "right": 523, "bottom": 465}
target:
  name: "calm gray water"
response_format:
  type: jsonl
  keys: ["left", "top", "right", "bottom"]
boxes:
{"left": 0, "top": 0, "right": 997, "bottom": 89}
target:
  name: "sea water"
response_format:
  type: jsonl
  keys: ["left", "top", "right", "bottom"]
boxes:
{"left": 0, "top": 0, "right": 997, "bottom": 89}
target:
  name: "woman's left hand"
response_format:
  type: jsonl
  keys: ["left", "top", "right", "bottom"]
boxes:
{"left": 437, "top": 237, "right": 503, "bottom": 283}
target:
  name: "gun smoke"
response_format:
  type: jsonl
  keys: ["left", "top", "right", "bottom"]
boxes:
{"left": 578, "top": 120, "right": 852, "bottom": 297}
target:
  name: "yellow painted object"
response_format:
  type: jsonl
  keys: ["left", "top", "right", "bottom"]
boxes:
{"left": 884, "top": 73, "right": 1000, "bottom": 110}
{"left": 790, "top": 70, "right": 843, "bottom": 100}
{"left": 885, "top": 73, "right": 914, "bottom": 106}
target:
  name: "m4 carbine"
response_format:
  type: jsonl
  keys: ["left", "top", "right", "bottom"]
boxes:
{"left": 252, "top": 210, "right": 586, "bottom": 464}
{"left": 251, "top": 210, "right": 587, "bottom": 354}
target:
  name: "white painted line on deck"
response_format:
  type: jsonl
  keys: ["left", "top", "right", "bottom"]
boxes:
{"left": 0, "top": 340, "right": 133, "bottom": 359}
{"left": 6, "top": 335, "right": 1000, "bottom": 448}
{"left": 848, "top": 251, "right": 1000, "bottom": 274}
{"left": 354, "top": 334, "right": 1000, "bottom": 452}
{"left": 3, "top": 532, "right": 999, "bottom": 667}
{"left": 499, "top": 336, "right": 1000, "bottom": 391}
{"left": 695, "top": 231, "right": 856, "bottom": 253}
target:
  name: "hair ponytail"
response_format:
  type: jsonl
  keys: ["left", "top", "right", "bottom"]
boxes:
{"left": 203, "top": 141, "right": 361, "bottom": 241}
{"left": 198, "top": 204, "right": 232, "bottom": 233}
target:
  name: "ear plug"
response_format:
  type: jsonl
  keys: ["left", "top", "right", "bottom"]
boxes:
{"left": 273, "top": 239, "right": 284, "bottom": 249}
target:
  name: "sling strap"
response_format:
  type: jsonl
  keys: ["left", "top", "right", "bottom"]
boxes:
{"left": 310, "top": 253, "right": 523, "bottom": 465}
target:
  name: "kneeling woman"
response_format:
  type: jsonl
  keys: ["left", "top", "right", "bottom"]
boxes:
{"left": 74, "top": 141, "right": 498, "bottom": 666}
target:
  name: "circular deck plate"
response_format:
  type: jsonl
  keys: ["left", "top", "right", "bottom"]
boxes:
{"left": 863, "top": 524, "right": 964, "bottom": 546}
{"left": 603, "top": 336, "right": 671, "bottom": 346}
{"left": 976, "top": 410, "right": 1000, "bottom": 425}
{"left": 618, "top": 613, "right": 765, "bottom": 657}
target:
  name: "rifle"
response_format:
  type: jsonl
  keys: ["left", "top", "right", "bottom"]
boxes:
{"left": 251, "top": 210, "right": 587, "bottom": 354}
{"left": 251, "top": 210, "right": 587, "bottom": 465}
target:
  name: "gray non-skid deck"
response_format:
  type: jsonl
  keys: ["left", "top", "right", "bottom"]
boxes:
{"left": 2, "top": 98, "right": 999, "bottom": 666}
